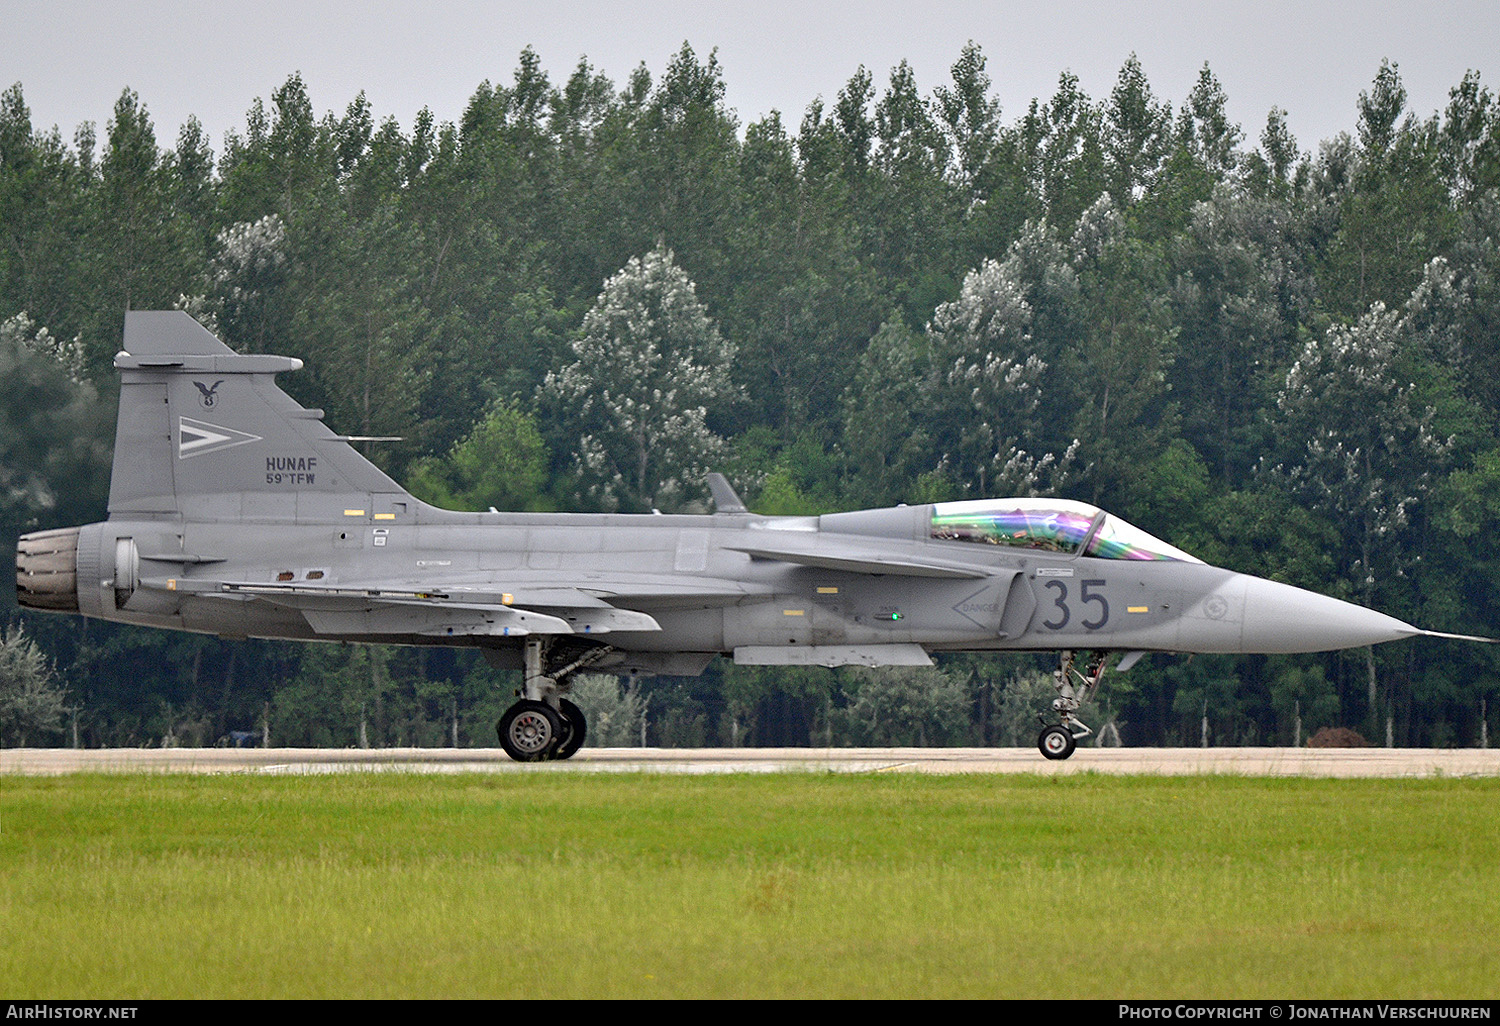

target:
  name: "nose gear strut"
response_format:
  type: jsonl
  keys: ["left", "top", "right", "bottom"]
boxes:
{"left": 1037, "top": 650, "right": 1107, "bottom": 760}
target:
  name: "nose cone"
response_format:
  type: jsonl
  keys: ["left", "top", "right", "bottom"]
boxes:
{"left": 1235, "top": 574, "right": 1420, "bottom": 653}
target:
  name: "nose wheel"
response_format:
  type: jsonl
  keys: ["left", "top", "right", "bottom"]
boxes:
{"left": 1038, "top": 724, "right": 1077, "bottom": 760}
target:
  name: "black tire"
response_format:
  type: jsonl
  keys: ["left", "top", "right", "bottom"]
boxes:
{"left": 1038, "top": 724, "right": 1076, "bottom": 760}
{"left": 552, "top": 698, "right": 587, "bottom": 760}
{"left": 497, "top": 700, "right": 562, "bottom": 762}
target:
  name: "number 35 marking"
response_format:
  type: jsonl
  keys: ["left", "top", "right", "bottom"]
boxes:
{"left": 1041, "top": 579, "right": 1109, "bottom": 631}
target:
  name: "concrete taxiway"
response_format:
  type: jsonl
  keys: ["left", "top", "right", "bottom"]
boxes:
{"left": 2, "top": 746, "right": 1498, "bottom": 777}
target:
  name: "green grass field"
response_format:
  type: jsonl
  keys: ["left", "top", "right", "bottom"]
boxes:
{"left": 2, "top": 771, "right": 1497, "bottom": 999}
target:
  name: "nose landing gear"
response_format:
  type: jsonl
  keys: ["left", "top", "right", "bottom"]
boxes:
{"left": 1036, "top": 650, "right": 1107, "bottom": 760}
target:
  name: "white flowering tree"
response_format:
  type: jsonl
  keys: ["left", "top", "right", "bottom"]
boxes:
{"left": 173, "top": 214, "right": 289, "bottom": 348}
{"left": 212, "top": 214, "right": 288, "bottom": 350}
{"left": 543, "top": 247, "right": 737, "bottom": 511}
{"left": 0, "top": 311, "right": 86, "bottom": 383}
{"left": 1274, "top": 303, "right": 1450, "bottom": 596}
{"left": 1267, "top": 302, "right": 1453, "bottom": 724}
{"left": 921, "top": 241, "right": 1078, "bottom": 497}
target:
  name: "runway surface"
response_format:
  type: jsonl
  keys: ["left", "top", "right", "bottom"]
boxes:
{"left": 3, "top": 746, "right": 1499, "bottom": 777}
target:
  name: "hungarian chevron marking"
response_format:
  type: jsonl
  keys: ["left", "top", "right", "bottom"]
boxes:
{"left": 177, "top": 417, "right": 263, "bottom": 459}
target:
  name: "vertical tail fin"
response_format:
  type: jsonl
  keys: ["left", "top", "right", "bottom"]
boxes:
{"left": 110, "top": 311, "right": 411, "bottom": 521}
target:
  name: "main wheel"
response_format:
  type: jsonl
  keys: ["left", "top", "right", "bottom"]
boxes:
{"left": 552, "top": 698, "right": 587, "bottom": 760}
{"left": 1038, "top": 724, "right": 1076, "bottom": 760}
{"left": 497, "top": 700, "right": 562, "bottom": 762}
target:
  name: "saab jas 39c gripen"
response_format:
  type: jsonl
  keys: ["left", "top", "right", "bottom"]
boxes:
{"left": 15, "top": 312, "right": 1490, "bottom": 760}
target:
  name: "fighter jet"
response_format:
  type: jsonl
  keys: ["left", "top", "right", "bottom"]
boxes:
{"left": 15, "top": 312, "right": 1489, "bottom": 759}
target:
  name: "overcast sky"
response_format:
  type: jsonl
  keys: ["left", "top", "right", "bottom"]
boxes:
{"left": 4, "top": 1, "right": 1499, "bottom": 161}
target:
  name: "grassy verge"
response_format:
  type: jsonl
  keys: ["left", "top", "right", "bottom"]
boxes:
{"left": 2, "top": 772, "right": 1497, "bottom": 998}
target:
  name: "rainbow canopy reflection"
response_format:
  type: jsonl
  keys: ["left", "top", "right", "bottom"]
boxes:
{"left": 930, "top": 499, "right": 1201, "bottom": 563}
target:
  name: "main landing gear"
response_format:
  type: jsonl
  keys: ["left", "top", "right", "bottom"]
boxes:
{"left": 1036, "top": 650, "right": 1107, "bottom": 760}
{"left": 496, "top": 638, "right": 611, "bottom": 762}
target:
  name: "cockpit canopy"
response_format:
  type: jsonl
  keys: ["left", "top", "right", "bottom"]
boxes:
{"left": 929, "top": 498, "right": 1202, "bottom": 563}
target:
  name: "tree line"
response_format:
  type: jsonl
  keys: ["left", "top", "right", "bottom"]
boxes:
{"left": 4, "top": 43, "right": 1500, "bottom": 749}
